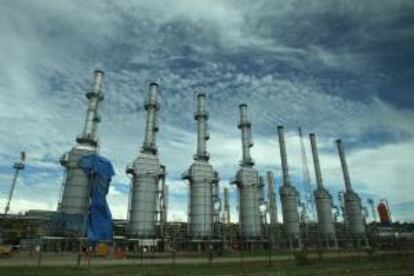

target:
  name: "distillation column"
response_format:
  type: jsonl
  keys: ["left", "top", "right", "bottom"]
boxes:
{"left": 59, "top": 70, "right": 104, "bottom": 219}
{"left": 277, "top": 126, "right": 301, "bottom": 248}
{"left": 336, "top": 139, "right": 367, "bottom": 246}
{"left": 309, "top": 133, "right": 337, "bottom": 247}
{"left": 182, "top": 93, "right": 219, "bottom": 239}
{"left": 232, "top": 104, "right": 262, "bottom": 240}
{"left": 267, "top": 171, "right": 279, "bottom": 246}
{"left": 127, "top": 83, "right": 165, "bottom": 238}
{"left": 223, "top": 188, "right": 230, "bottom": 224}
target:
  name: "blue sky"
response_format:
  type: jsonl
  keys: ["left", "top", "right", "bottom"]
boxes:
{"left": 0, "top": 0, "right": 413, "bottom": 222}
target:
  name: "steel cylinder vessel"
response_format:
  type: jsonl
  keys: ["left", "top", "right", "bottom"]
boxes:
{"left": 279, "top": 185, "right": 300, "bottom": 237}
{"left": 183, "top": 92, "right": 217, "bottom": 238}
{"left": 239, "top": 104, "right": 253, "bottom": 166}
{"left": 343, "top": 191, "right": 365, "bottom": 236}
{"left": 186, "top": 161, "right": 214, "bottom": 238}
{"left": 336, "top": 139, "right": 366, "bottom": 238}
{"left": 128, "top": 154, "right": 162, "bottom": 237}
{"left": 236, "top": 168, "right": 261, "bottom": 238}
{"left": 309, "top": 133, "right": 336, "bottom": 241}
{"left": 267, "top": 171, "right": 278, "bottom": 226}
{"left": 314, "top": 189, "right": 336, "bottom": 238}
{"left": 59, "top": 70, "right": 104, "bottom": 216}
{"left": 81, "top": 70, "right": 104, "bottom": 144}
{"left": 127, "top": 83, "right": 164, "bottom": 238}
{"left": 277, "top": 126, "right": 301, "bottom": 241}
{"left": 59, "top": 146, "right": 96, "bottom": 215}
{"left": 232, "top": 104, "right": 261, "bottom": 239}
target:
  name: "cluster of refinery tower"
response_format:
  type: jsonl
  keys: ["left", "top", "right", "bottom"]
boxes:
{"left": 58, "top": 70, "right": 368, "bottom": 249}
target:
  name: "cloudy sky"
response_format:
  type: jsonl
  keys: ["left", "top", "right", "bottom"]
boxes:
{"left": 1, "top": 0, "right": 413, "bottom": 222}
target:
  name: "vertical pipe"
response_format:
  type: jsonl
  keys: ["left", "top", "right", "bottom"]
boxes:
{"left": 81, "top": 70, "right": 104, "bottom": 143}
{"left": 277, "top": 126, "right": 290, "bottom": 186}
{"left": 336, "top": 139, "right": 352, "bottom": 192}
{"left": 143, "top": 83, "right": 160, "bottom": 154}
{"left": 195, "top": 93, "right": 209, "bottom": 160}
{"left": 238, "top": 104, "right": 253, "bottom": 166}
{"left": 309, "top": 133, "right": 324, "bottom": 190}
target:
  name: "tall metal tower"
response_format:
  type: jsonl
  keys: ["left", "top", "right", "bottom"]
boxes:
{"left": 223, "top": 187, "right": 230, "bottom": 224}
{"left": 277, "top": 126, "right": 301, "bottom": 249}
{"left": 182, "top": 92, "right": 219, "bottom": 239}
{"left": 267, "top": 171, "right": 278, "bottom": 226}
{"left": 298, "top": 127, "right": 314, "bottom": 221}
{"left": 127, "top": 83, "right": 166, "bottom": 238}
{"left": 336, "top": 139, "right": 367, "bottom": 246}
{"left": 267, "top": 171, "right": 279, "bottom": 247}
{"left": 309, "top": 133, "right": 337, "bottom": 247}
{"left": 4, "top": 152, "right": 26, "bottom": 216}
{"left": 59, "top": 70, "right": 104, "bottom": 217}
{"left": 231, "top": 104, "right": 262, "bottom": 239}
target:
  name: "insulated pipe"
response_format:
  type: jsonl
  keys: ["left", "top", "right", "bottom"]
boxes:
{"left": 194, "top": 93, "right": 209, "bottom": 160}
{"left": 336, "top": 139, "right": 352, "bottom": 192}
{"left": 309, "top": 133, "right": 324, "bottom": 190}
{"left": 238, "top": 104, "right": 253, "bottom": 166}
{"left": 81, "top": 70, "right": 104, "bottom": 144}
{"left": 143, "top": 83, "right": 160, "bottom": 154}
{"left": 277, "top": 126, "right": 290, "bottom": 186}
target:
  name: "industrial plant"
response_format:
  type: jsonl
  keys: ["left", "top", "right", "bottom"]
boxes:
{"left": 0, "top": 70, "right": 411, "bottom": 261}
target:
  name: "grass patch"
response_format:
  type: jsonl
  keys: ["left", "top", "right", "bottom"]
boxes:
{"left": 0, "top": 254, "right": 413, "bottom": 276}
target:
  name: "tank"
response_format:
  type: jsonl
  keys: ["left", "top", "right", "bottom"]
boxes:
{"left": 59, "top": 70, "right": 104, "bottom": 216}
{"left": 377, "top": 202, "right": 391, "bottom": 225}
{"left": 127, "top": 83, "right": 165, "bottom": 238}
{"left": 232, "top": 104, "right": 262, "bottom": 239}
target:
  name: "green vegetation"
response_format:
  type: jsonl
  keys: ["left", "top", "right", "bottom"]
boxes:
{"left": 0, "top": 254, "right": 413, "bottom": 276}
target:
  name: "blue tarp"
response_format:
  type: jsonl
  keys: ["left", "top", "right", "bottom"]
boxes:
{"left": 79, "top": 154, "right": 115, "bottom": 244}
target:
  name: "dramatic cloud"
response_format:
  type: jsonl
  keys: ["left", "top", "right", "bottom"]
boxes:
{"left": 0, "top": 0, "right": 413, "bottom": 222}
